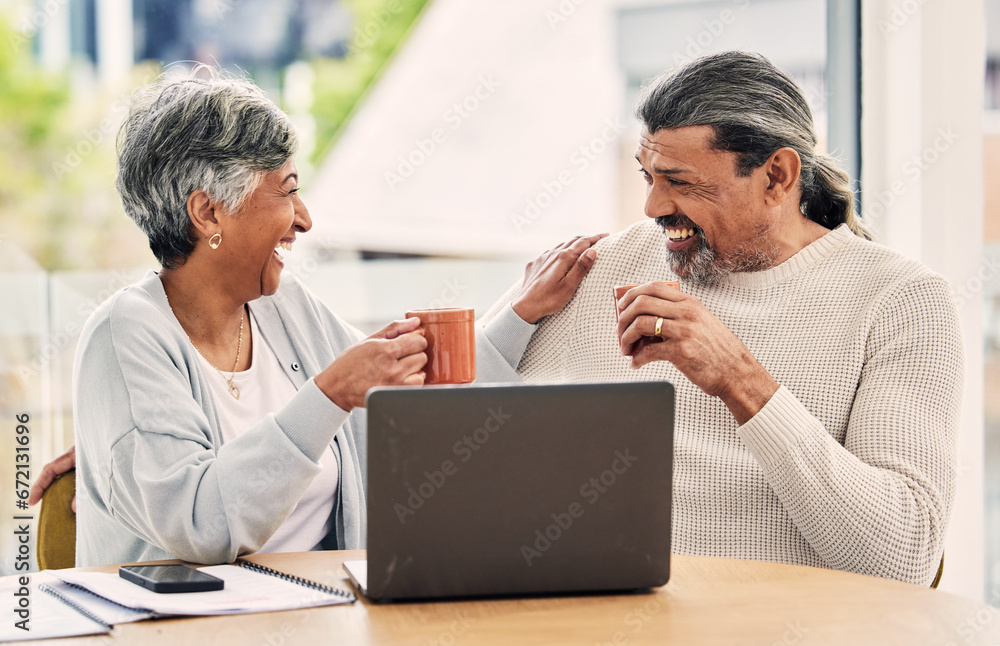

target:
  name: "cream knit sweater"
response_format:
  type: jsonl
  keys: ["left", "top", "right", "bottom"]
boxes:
{"left": 481, "top": 221, "right": 963, "bottom": 585}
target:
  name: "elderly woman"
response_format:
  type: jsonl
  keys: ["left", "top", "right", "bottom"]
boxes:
{"left": 73, "top": 71, "right": 601, "bottom": 567}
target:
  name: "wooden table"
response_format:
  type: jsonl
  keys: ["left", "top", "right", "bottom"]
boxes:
{"left": 32, "top": 550, "right": 1000, "bottom": 645}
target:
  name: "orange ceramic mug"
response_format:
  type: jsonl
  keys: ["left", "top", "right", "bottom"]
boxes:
{"left": 405, "top": 308, "right": 476, "bottom": 385}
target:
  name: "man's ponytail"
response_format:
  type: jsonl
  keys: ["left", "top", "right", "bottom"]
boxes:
{"left": 804, "top": 154, "right": 876, "bottom": 241}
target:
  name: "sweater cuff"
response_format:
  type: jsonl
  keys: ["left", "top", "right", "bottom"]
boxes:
{"left": 737, "top": 386, "right": 819, "bottom": 471}
{"left": 274, "top": 377, "right": 351, "bottom": 462}
{"left": 482, "top": 303, "right": 538, "bottom": 369}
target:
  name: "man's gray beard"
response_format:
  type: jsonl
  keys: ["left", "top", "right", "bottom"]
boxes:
{"left": 666, "top": 234, "right": 780, "bottom": 285}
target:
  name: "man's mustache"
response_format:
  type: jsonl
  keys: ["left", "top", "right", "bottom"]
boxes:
{"left": 655, "top": 215, "right": 700, "bottom": 230}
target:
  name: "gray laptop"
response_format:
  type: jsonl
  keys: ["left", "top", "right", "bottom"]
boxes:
{"left": 344, "top": 381, "right": 674, "bottom": 601}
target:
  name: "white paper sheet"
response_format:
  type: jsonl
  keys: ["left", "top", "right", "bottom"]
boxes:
{"left": 0, "top": 571, "right": 112, "bottom": 642}
{"left": 53, "top": 564, "right": 353, "bottom": 616}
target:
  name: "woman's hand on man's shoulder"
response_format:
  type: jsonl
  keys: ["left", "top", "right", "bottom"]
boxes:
{"left": 511, "top": 233, "right": 607, "bottom": 324}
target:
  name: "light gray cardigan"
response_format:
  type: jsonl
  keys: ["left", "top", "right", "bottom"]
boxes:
{"left": 74, "top": 270, "right": 530, "bottom": 567}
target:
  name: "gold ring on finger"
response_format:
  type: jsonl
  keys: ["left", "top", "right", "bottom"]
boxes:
{"left": 654, "top": 317, "right": 664, "bottom": 337}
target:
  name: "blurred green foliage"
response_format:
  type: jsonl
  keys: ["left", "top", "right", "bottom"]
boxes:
{"left": 0, "top": 13, "right": 157, "bottom": 271}
{"left": 310, "top": 0, "right": 431, "bottom": 163}
{"left": 0, "top": 29, "right": 66, "bottom": 145}
{"left": 0, "top": 15, "right": 69, "bottom": 270}
{"left": 0, "top": 0, "right": 430, "bottom": 270}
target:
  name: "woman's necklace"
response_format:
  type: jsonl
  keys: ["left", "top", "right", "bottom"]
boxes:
{"left": 213, "top": 309, "right": 245, "bottom": 400}
{"left": 166, "top": 294, "right": 246, "bottom": 400}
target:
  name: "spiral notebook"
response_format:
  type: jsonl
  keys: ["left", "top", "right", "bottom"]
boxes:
{"left": 49, "top": 558, "right": 354, "bottom": 617}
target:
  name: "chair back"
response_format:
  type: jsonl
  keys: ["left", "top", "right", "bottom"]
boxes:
{"left": 931, "top": 553, "right": 944, "bottom": 589}
{"left": 37, "top": 471, "right": 76, "bottom": 570}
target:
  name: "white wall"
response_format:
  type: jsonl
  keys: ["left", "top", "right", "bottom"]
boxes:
{"left": 306, "top": 0, "right": 624, "bottom": 258}
{"left": 862, "top": 0, "right": 986, "bottom": 601}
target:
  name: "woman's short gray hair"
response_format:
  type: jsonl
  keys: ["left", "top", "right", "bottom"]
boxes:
{"left": 636, "top": 51, "right": 874, "bottom": 240}
{"left": 116, "top": 68, "right": 298, "bottom": 267}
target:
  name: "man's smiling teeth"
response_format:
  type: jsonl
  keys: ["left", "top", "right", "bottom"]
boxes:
{"left": 274, "top": 241, "right": 292, "bottom": 260}
{"left": 665, "top": 227, "right": 696, "bottom": 240}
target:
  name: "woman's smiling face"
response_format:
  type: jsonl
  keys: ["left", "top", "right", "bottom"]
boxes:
{"left": 222, "top": 159, "right": 311, "bottom": 297}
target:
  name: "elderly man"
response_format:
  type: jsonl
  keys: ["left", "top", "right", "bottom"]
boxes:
{"left": 481, "top": 51, "right": 963, "bottom": 586}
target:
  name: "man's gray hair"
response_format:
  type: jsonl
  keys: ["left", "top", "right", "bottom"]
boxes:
{"left": 636, "top": 51, "right": 874, "bottom": 240}
{"left": 116, "top": 68, "right": 298, "bottom": 267}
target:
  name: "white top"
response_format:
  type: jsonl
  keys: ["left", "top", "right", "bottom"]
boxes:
{"left": 480, "top": 221, "right": 964, "bottom": 585}
{"left": 197, "top": 311, "right": 339, "bottom": 553}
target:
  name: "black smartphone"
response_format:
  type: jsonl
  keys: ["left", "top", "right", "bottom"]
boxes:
{"left": 119, "top": 564, "right": 225, "bottom": 593}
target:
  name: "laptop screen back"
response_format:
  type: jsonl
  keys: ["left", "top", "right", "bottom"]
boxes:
{"left": 364, "top": 381, "right": 674, "bottom": 600}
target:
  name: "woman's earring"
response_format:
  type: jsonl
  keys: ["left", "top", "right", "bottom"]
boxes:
{"left": 209, "top": 233, "right": 222, "bottom": 250}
